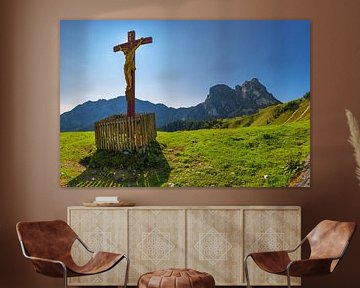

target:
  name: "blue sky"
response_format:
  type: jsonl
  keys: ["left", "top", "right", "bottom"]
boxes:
{"left": 60, "top": 20, "right": 310, "bottom": 114}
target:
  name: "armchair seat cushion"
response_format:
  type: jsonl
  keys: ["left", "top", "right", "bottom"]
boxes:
{"left": 66, "top": 251, "right": 124, "bottom": 276}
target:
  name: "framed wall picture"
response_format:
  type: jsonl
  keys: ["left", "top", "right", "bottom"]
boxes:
{"left": 60, "top": 20, "right": 310, "bottom": 188}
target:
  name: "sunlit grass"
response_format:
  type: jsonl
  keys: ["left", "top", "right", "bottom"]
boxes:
{"left": 60, "top": 120, "right": 309, "bottom": 187}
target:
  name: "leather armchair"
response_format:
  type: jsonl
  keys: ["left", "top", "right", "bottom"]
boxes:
{"left": 16, "top": 220, "right": 129, "bottom": 288}
{"left": 244, "top": 220, "right": 356, "bottom": 288}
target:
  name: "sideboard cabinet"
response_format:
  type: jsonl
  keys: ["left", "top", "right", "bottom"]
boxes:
{"left": 67, "top": 206, "right": 301, "bottom": 286}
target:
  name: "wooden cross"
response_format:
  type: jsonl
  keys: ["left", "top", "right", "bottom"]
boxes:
{"left": 114, "top": 30, "right": 152, "bottom": 117}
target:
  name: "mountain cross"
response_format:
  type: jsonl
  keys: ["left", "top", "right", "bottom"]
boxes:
{"left": 114, "top": 30, "right": 152, "bottom": 117}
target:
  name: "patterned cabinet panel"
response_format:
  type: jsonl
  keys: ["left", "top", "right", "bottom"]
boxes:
{"left": 128, "top": 209, "right": 186, "bottom": 284}
{"left": 187, "top": 209, "right": 243, "bottom": 285}
{"left": 243, "top": 208, "right": 301, "bottom": 286}
{"left": 68, "top": 208, "right": 127, "bottom": 286}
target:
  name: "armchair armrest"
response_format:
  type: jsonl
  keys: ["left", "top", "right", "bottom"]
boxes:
{"left": 19, "top": 240, "right": 67, "bottom": 277}
{"left": 246, "top": 236, "right": 306, "bottom": 259}
{"left": 76, "top": 235, "right": 94, "bottom": 254}
{"left": 22, "top": 252, "right": 67, "bottom": 278}
{"left": 27, "top": 255, "right": 68, "bottom": 277}
{"left": 285, "top": 237, "right": 307, "bottom": 253}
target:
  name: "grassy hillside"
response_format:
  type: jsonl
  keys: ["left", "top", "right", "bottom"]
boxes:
{"left": 159, "top": 95, "right": 310, "bottom": 131}
{"left": 60, "top": 120, "right": 310, "bottom": 187}
{"left": 219, "top": 95, "right": 310, "bottom": 128}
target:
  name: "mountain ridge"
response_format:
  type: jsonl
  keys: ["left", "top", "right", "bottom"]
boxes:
{"left": 60, "top": 78, "right": 281, "bottom": 132}
{"left": 159, "top": 93, "right": 310, "bottom": 132}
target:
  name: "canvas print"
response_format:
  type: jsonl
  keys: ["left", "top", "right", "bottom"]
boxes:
{"left": 60, "top": 20, "right": 310, "bottom": 188}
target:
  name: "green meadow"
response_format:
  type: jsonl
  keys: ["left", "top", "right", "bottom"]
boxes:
{"left": 60, "top": 119, "right": 310, "bottom": 188}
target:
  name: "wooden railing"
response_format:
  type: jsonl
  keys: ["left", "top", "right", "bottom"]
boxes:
{"left": 95, "top": 113, "right": 156, "bottom": 152}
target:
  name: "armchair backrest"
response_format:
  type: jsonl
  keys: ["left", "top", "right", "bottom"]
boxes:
{"left": 16, "top": 220, "right": 77, "bottom": 261}
{"left": 307, "top": 220, "right": 356, "bottom": 263}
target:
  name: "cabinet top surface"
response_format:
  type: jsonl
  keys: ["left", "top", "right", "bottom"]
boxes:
{"left": 68, "top": 205, "right": 301, "bottom": 210}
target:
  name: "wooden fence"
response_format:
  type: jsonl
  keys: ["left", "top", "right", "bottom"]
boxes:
{"left": 95, "top": 113, "right": 156, "bottom": 152}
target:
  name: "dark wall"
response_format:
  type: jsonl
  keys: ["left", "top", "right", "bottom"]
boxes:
{"left": 1, "top": 0, "right": 360, "bottom": 287}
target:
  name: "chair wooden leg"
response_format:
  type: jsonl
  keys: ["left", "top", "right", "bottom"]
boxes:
{"left": 244, "top": 255, "right": 252, "bottom": 288}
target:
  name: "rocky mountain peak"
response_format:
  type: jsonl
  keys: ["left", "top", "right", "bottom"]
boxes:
{"left": 203, "top": 78, "right": 281, "bottom": 118}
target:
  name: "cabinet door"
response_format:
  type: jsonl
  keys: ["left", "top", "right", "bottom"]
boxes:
{"left": 243, "top": 208, "right": 301, "bottom": 286}
{"left": 187, "top": 209, "right": 243, "bottom": 285}
{"left": 68, "top": 208, "right": 127, "bottom": 286}
{"left": 128, "top": 209, "right": 186, "bottom": 284}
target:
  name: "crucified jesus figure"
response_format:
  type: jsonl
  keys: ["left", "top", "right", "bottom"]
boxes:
{"left": 119, "top": 37, "right": 145, "bottom": 92}
{"left": 113, "top": 31, "right": 152, "bottom": 117}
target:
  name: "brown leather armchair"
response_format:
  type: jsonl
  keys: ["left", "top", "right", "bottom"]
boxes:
{"left": 244, "top": 220, "right": 356, "bottom": 288}
{"left": 16, "top": 220, "right": 129, "bottom": 288}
